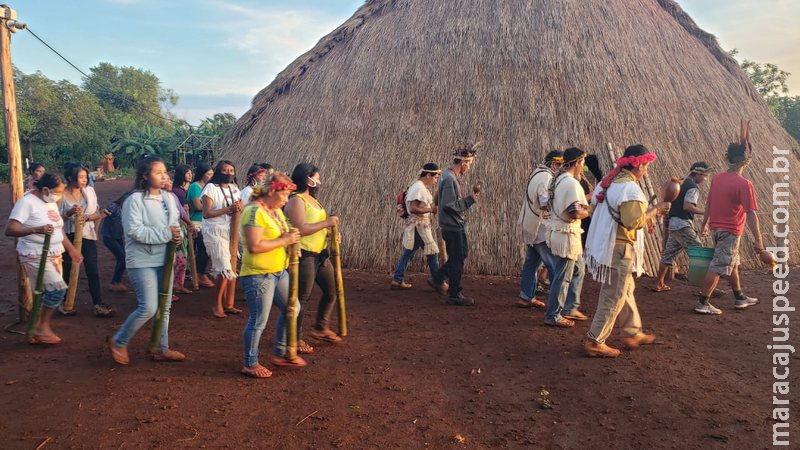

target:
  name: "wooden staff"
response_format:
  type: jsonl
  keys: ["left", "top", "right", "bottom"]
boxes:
{"left": 186, "top": 224, "right": 199, "bottom": 290}
{"left": 286, "top": 227, "right": 300, "bottom": 359}
{"left": 64, "top": 207, "right": 84, "bottom": 312}
{"left": 227, "top": 189, "right": 241, "bottom": 303}
{"left": 149, "top": 240, "right": 177, "bottom": 353}
{"left": 330, "top": 224, "right": 347, "bottom": 337}
{"left": 26, "top": 234, "right": 51, "bottom": 340}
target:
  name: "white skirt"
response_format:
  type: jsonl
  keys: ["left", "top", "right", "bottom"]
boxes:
{"left": 202, "top": 227, "right": 237, "bottom": 280}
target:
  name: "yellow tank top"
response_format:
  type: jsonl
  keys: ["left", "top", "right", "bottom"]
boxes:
{"left": 296, "top": 194, "right": 328, "bottom": 253}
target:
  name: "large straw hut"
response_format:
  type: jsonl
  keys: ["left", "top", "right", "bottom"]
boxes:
{"left": 222, "top": 0, "right": 800, "bottom": 276}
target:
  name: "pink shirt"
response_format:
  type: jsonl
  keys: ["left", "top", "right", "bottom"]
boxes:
{"left": 707, "top": 171, "right": 757, "bottom": 236}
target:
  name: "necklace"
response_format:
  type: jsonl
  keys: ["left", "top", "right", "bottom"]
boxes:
{"left": 260, "top": 202, "right": 288, "bottom": 233}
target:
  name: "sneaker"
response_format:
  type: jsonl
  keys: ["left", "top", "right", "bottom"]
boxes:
{"left": 584, "top": 339, "right": 621, "bottom": 358}
{"left": 734, "top": 296, "right": 759, "bottom": 310}
{"left": 446, "top": 293, "right": 475, "bottom": 306}
{"left": 694, "top": 302, "right": 722, "bottom": 315}
{"left": 58, "top": 303, "right": 77, "bottom": 316}
{"left": 427, "top": 277, "right": 448, "bottom": 296}
{"left": 93, "top": 303, "right": 117, "bottom": 317}
{"left": 390, "top": 280, "right": 413, "bottom": 290}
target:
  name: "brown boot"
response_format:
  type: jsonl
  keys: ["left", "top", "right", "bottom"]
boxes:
{"left": 620, "top": 333, "right": 656, "bottom": 349}
{"left": 583, "top": 339, "right": 621, "bottom": 358}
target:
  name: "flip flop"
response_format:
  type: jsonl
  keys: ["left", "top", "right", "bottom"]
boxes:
{"left": 241, "top": 364, "right": 272, "bottom": 379}
{"left": 224, "top": 307, "right": 243, "bottom": 315}
{"left": 213, "top": 309, "right": 227, "bottom": 319}
{"left": 309, "top": 329, "right": 342, "bottom": 344}
{"left": 651, "top": 286, "right": 672, "bottom": 292}
{"left": 297, "top": 339, "right": 315, "bottom": 354}
{"left": 269, "top": 354, "right": 307, "bottom": 368}
{"left": 28, "top": 333, "right": 62, "bottom": 345}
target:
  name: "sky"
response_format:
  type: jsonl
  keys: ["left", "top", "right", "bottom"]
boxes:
{"left": 11, "top": 0, "right": 800, "bottom": 125}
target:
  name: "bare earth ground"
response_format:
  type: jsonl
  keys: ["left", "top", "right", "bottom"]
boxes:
{"left": 0, "top": 179, "right": 798, "bottom": 449}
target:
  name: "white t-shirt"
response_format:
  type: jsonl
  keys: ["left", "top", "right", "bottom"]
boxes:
{"left": 405, "top": 180, "right": 434, "bottom": 222}
{"left": 200, "top": 183, "right": 241, "bottom": 232}
{"left": 9, "top": 192, "right": 65, "bottom": 256}
{"left": 240, "top": 185, "right": 254, "bottom": 206}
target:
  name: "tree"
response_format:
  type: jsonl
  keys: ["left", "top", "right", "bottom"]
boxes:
{"left": 15, "top": 70, "right": 66, "bottom": 161}
{"left": 731, "top": 49, "right": 800, "bottom": 142}
{"left": 110, "top": 124, "right": 175, "bottom": 167}
{"left": 199, "top": 112, "right": 237, "bottom": 139}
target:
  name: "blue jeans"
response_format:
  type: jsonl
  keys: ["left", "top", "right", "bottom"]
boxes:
{"left": 102, "top": 236, "right": 126, "bottom": 284}
{"left": 544, "top": 252, "right": 585, "bottom": 322}
{"left": 113, "top": 266, "right": 173, "bottom": 352}
{"left": 241, "top": 271, "right": 293, "bottom": 366}
{"left": 393, "top": 250, "right": 439, "bottom": 283}
{"left": 43, "top": 289, "right": 67, "bottom": 309}
{"left": 519, "top": 244, "right": 545, "bottom": 300}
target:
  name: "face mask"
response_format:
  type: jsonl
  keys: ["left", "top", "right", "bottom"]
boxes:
{"left": 222, "top": 174, "right": 235, "bottom": 184}
{"left": 43, "top": 191, "right": 61, "bottom": 203}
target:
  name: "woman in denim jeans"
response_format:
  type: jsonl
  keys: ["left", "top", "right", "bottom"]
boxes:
{"left": 108, "top": 156, "right": 184, "bottom": 365}
{"left": 240, "top": 173, "right": 302, "bottom": 378}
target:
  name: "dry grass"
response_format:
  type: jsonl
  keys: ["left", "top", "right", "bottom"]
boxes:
{"left": 221, "top": 0, "right": 799, "bottom": 275}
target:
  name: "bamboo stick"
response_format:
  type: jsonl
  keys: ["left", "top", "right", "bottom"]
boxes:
{"left": 227, "top": 188, "right": 240, "bottom": 301}
{"left": 286, "top": 227, "right": 300, "bottom": 359}
{"left": 330, "top": 224, "right": 347, "bottom": 337}
{"left": 64, "top": 207, "right": 84, "bottom": 312}
{"left": 149, "top": 241, "right": 177, "bottom": 353}
{"left": 186, "top": 224, "right": 199, "bottom": 290}
{"left": 25, "top": 234, "right": 51, "bottom": 340}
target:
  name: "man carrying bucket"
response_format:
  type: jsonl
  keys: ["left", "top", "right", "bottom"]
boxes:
{"left": 652, "top": 161, "right": 711, "bottom": 292}
{"left": 694, "top": 143, "right": 764, "bottom": 315}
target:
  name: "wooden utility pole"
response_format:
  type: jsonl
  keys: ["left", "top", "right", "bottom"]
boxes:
{"left": 0, "top": 4, "right": 30, "bottom": 323}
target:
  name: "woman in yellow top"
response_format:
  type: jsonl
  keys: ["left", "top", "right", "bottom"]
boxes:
{"left": 240, "top": 172, "right": 303, "bottom": 378}
{"left": 285, "top": 163, "right": 341, "bottom": 354}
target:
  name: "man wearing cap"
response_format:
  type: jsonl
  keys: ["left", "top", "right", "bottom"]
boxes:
{"left": 543, "top": 147, "right": 590, "bottom": 327}
{"left": 429, "top": 143, "right": 481, "bottom": 306}
{"left": 516, "top": 150, "right": 564, "bottom": 308}
{"left": 391, "top": 163, "right": 444, "bottom": 290}
{"left": 652, "top": 161, "right": 711, "bottom": 292}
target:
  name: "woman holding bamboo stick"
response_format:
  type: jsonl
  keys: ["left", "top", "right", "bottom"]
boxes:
{"left": 188, "top": 163, "right": 215, "bottom": 288}
{"left": 109, "top": 156, "right": 184, "bottom": 365}
{"left": 240, "top": 173, "right": 305, "bottom": 377}
{"left": 6, "top": 173, "right": 83, "bottom": 344}
{"left": 59, "top": 163, "right": 114, "bottom": 317}
{"left": 202, "top": 160, "right": 243, "bottom": 318}
{"left": 285, "top": 163, "right": 341, "bottom": 352}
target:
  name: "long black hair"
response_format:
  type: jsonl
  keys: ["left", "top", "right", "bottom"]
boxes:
{"left": 63, "top": 163, "right": 88, "bottom": 186}
{"left": 193, "top": 162, "right": 212, "bottom": 183}
{"left": 28, "top": 162, "right": 44, "bottom": 175}
{"left": 133, "top": 156, "right": 166, "bottom": 191}
{"left": 290, "top": 163, "right": 320, "bottom": 194}
{"left": 208, "top": 160, "right": 237, "bottom": 185}
{"left": 174, "top": 164, "right": 192, "bottom": 187}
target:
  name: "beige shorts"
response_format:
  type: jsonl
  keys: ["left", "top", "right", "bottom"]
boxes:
{"left": 708, "top": 230, "right": 741, "bottom": 276}
{"left": 659, "top": 226, "right": 702, "bottom": 265}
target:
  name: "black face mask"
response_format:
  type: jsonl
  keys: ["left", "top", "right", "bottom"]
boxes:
{"left": 221, "top": 174, "right": 235, "bottom": 184}
{"left": 308, "top": 186, "right": 319, "bottom": 197}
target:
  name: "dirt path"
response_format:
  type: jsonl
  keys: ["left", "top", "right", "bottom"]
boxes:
{"left": 0, "top": 179, "right": 797, "bottom": 448}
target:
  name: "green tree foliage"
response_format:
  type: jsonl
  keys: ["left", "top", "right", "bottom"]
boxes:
{"left": 199, "top": 112, "right": 236, "bottom": 139}
{"left": 731, "top": 49, "right": 800, "bottom": 142}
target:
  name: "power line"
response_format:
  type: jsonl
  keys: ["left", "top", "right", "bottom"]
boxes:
{"left": 24, "top": 26, "right": 192, "bottom": 129}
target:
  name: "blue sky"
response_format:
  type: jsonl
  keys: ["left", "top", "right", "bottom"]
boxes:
{"left": 12, "top": 0, "right": 800, "bottom": 125}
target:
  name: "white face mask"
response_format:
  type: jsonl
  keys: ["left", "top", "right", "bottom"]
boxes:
{"left": 42, "top": 191, "right": 61, "bottom": 203}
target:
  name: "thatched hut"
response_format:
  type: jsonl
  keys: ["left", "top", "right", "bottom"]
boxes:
{"left": 222, "top": 0, "right": 799, "bottom": 276}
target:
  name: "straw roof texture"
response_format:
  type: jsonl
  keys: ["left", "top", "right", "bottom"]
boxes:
{"left": 222, "top": 0, "right": 800, "bottom": 276}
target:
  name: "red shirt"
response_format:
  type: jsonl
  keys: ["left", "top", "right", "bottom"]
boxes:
{"left": 707, "top": 171, "right": 758, "bottom": 236}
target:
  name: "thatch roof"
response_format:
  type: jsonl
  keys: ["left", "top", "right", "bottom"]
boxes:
{"left": 222, "top": 0, "right": 800, "bottom": 276}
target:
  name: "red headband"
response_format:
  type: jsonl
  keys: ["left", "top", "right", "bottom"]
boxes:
{"left": 270, "top": 181, "right": 296, "bottom": 191}
{"left": 596, "top": 153, "right": 657, "bottom": 203}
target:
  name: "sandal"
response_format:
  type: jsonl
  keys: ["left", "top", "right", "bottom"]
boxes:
{"left": 151, "top": 349, "right": 186, "bottom": 362}
{"left": 516, "top": 298, "right": 546, "bottom": 309}
{"left": 544, "top": 317, "right": 575, "bottom": 328}
{"left": 651, "top": 285, "right": 671, "bottom": 292}
{"left": 224, "top": 307, "right": 243, "bottom": 315}
{"left": 213, "top": 309, "right": 227, "bottom": 319}
{"left": 309, "top": 328, "right": 342, "bottom": 344}
{"left": 28, "top": 333, "right": 62, "bottom": 345}
{"left": 108, "top": 337, "right": 129, "bottom": 365}
{"left": 175, "top": 286, "right": 193, "bottom": 294}
{"left": 241, "top": 364, "right": 272, "bottom": 379}
{"left": 269, "top": 354, "right": 307, "bottom": 367}
{"left": 297, "top": 339, "right": 315, "bottom": 354}
{"left": 172, "top": 295, "right": 179, "bottom": 302}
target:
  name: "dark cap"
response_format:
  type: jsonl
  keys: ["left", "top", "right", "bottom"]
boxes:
{"left": 689, "top": 161, "right": 712, "bottom": 174}
{"left": 544, "top": 150, "right": 564, "bottom": 164}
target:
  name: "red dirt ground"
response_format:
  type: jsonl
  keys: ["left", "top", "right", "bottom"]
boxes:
{"left": 0, "top": 179, "right": 797, "bottom": 449}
